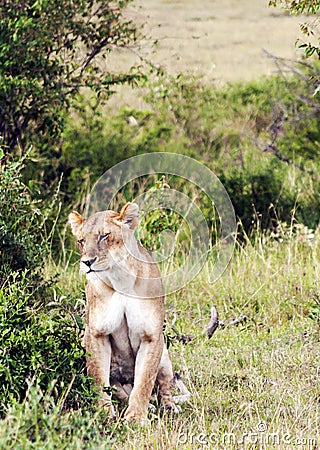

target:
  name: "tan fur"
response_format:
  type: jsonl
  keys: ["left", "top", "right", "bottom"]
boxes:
{"left": 69, "top": 203, "right": 177, "bottom": 422}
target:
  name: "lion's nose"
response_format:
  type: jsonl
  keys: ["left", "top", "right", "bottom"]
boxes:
{"left": 83, "top": 257, "right": 97, "bottom": 268}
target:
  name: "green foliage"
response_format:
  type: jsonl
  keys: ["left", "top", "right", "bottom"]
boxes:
{"left": 59, "top": 98, "right": 177, "bottom": 200}
{"left": 0, "top": 155, "right": 47, "bottom": 283}
{"left": 165, "top": 72, "right": 320, "bottom": 231}
{"left": 269, "top": 0, "right": 320, "bottom": 14}
{"left": 0, "top": 279, "right": 89, "bottom": 416}
{"left": 0, "top": 0, "right": 142, "bottom": 154}
{"left": 134, "top": 177, "right": 194, "bottom": 273}
{"left": 269, "top": 1, "right": 320, "bottom": 67}
{"left": 307, "top": 294, "right": 320, "bottom": 322}
{"left": 60, "top": 97, "right": 142, "bottom": 198}
{"left": 0, "top": 385, "right": 114, "bottom": 449}
{"left": 61, "top": 68, "right": 320, "bottom": 234}
{"left": 0, "top": 154, "right": 92, "bottom": 417}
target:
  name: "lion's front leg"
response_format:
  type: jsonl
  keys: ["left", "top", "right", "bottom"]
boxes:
{"left": 156, "top": 346, "right": 178, "bottom": 412}
{"left": 85, "top": 329, "right": 115, "bottom": 418}
{"left": 124, "top": 335, "right": 163, "bottom": 423}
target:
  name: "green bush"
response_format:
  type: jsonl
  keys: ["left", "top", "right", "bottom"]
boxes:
{"left": 0, "top": 279, "right": 89, "bottom": 415}
{"left": 0, "top": 0, "right": 140, "bottom": 154}
{"left": 0, "top": 155, "right": 92, "bottom": 416}
{"left": 0, "top": 157, "right": 47, "bottom": 283}
{"left": 60, "top": 68, "right": 320, "bottom": 234}
{"left": 59, "top": 96, "right": 178, "bottom": 200}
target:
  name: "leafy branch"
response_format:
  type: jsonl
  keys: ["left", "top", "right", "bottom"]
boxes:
{"left": 0, "top": 0, "right": 143, "bottom": 153}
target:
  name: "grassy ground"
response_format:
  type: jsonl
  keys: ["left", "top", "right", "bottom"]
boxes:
{"left": 2, "top": 223, "right": 319, "bottom": 449}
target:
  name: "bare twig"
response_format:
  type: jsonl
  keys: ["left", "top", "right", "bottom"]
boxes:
{"left": 207, "top": 306, "right": 219, "bottom": 339}
{"left": 207, "top": 306, "right": 247, "bottom": 338}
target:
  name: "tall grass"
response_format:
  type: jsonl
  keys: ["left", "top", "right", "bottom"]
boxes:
{"left": 2, "top": 221, "right": 319, "bottom": 449}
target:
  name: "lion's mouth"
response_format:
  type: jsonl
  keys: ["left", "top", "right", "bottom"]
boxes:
{"left": 86, "top": 268, "right": 109, "bottom": 274}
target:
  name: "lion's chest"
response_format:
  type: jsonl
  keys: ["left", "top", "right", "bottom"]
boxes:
{"left": 90, "top": 291, "right": 127, "bottom": 335}
{"left": 87, "top": 290, "right": 153, "bottom": 354}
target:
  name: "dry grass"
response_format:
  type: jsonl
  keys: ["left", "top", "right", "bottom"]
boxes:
{"left": 135, "top": 0, "right": 304, "bottom": 82}
{"left": 106, "top": 0, "right": 305, "bottom": 109}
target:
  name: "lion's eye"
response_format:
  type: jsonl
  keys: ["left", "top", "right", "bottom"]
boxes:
{"left": 77, "top": 238, "right": 85, "bottom": 247}
{"left": 99, "top": 233, "right": 110, "bottom": 243}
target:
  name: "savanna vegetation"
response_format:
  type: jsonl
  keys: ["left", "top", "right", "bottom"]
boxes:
{"left": 0, "top": 0, "right": 320, "bottom": 448}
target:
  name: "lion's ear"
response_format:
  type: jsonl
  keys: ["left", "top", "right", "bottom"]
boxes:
{"left": 118, "top": 202, "right": 139, "bottom": 230}
{"left": 69, "top": 211, "right": 83, "bottom": 236}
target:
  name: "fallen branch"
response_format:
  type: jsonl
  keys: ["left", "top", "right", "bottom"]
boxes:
{"left": 207, "top": 306, "right": 247, "bottom": 339}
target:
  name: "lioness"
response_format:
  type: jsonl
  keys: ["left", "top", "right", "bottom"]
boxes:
{"left": 69, "top": 202, "right": 178, "bottom": 422}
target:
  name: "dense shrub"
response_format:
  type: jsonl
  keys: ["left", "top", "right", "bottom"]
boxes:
{"left": 0, "top": 0, "right": 140, "bottom": 154}
{"left": 60, "top": 67, "right": 320, "bottom": 233}
{"left": 0, "top": 155, "right": 90, "bottom": 416}
{"left": 59, "top": 96, "right": 178, "bottom": 199}
{"left": 0, "top": 157, "right": 47, "bottom": 283}
{"left": 0, "top": 280, "right": 88, "bottom": 416}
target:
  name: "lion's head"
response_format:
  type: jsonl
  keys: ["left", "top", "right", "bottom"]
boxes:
{"left": 69, "top": 203, "right": 143, "bottom": 291}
